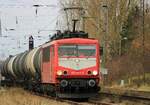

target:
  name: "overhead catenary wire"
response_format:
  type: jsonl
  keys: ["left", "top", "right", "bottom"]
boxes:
{"left": 37, "top": 13, "right": 63, "bottom": 34}
{"left": 0, "top": 7, "right": 61, "bottom": 35}
{"left": 0, "top": 3, "right": 61, "bottom": 59}
{"left": 0, "top": 4, "right": 59, "bottom": 8}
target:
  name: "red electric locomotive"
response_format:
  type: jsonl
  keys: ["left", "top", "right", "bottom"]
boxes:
{"left": 41, "top": 37, "right": 100, "bottom": 98}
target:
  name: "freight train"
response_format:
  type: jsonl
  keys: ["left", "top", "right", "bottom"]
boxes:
{"left": 0, "top": 30, "right": 102, "bottom": 98}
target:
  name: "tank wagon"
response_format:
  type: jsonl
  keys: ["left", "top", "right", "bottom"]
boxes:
{"left": 1, "top": 31, "right": 102, "bottom": 98}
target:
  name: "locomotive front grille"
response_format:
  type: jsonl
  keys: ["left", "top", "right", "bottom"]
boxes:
{"left": 59, "top": 79, "right": 99, "bottom": 95}
{"left": 61, "top": 79, "right": 88, "bottom": 87}
{"left": 70, "top": 80, "right": 87, "bottom": 87}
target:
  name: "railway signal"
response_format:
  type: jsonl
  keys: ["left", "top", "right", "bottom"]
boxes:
{"left": 29, "top": 35, "right": 34, "bottom": 50}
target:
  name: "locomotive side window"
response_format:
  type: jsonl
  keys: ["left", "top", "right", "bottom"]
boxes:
{"left": 43, "top": 46, "right": 50, "bottom": 62}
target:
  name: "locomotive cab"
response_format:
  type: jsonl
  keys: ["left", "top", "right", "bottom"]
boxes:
{"left": 55, "top": 38, "right": 100, "bottom": 98}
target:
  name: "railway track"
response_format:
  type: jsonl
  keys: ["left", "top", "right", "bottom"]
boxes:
{"left": 102, "top": 88, "right": 150, "bottom": 101}
{"left": 29, "top": 91, "right": 115, "bottom": 105}
{"left": 89, "top": 88, "right": 150, "bottom": 105}
{"left": 27, "top": 88, "right": 150, "bottom": 105}
{"left": 1, "top": 86, "right": 149, "bottom": 105}
{"left": 101, "top": 87, "right": 150, "bottom": 99}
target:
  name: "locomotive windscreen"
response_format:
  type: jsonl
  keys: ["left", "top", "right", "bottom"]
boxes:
{"left": 58, "top": 44, "right": 96, "bottom": 70}
{"left": 58, "top": 45, "right": 96, "bottom": 58}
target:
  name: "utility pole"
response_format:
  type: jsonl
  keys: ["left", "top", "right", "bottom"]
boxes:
{"left": 0, "top": 60, "right": 2, "bottom": 88}
{"left": 0, "top": 13, "right": 2, "bottom": 37}
{"left": 0, "top": 67, "right": 1, "bottom": 88}
{"left": 140, "top": 0, "right": 145, "bottom": 84}
{"left": 102, "top": 2, "right": 108, "bottom": 68}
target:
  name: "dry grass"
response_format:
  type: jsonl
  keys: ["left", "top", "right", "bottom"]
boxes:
{"left": 137, "top": 85, "right": 150, "bottom": 92}
{"left": 0, "top": 87, "right": 70, "bottom": 105}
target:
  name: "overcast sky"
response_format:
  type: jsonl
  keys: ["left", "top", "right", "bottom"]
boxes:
{"left": 0, "top": 0, "right": 61, "bottom": 59}
{"left": 0, "top": 0, "right": 149, "bottom": 60}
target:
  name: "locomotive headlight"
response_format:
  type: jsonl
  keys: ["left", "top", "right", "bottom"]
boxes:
{"left": 57, "top": 70, "right": 63, "bottom": 76}
{"left": 93, "top": 71, "right": 98, "bottom": 75}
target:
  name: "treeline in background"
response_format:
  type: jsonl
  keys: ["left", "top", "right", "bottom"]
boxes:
{"left": 59, "top": 0, "right": 150, "bottom": 88}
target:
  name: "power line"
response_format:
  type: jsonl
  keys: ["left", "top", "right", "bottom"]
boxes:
{"left": 38, "top": 14, "right": 62, "bottom": 33}
{"left": 0, "top": 4, "right": 58, "bottom": 8}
